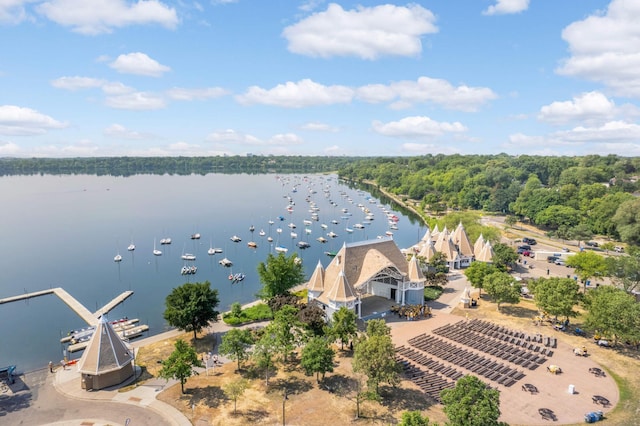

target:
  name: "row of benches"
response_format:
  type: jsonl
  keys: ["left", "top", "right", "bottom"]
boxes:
{"left": 459, "top": 319, "right": 558, "bottom": 348}
{"left": 398, "top": 359, "right": 455, "bottom": 403}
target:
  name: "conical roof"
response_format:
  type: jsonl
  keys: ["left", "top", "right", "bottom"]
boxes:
{"left": 407, "top": 255, "right": 426, "bottom": 283}
{"left": 453, "top": 222, "right": 474, "bottom": 256}
{"left": 77, "top": 317, "right": 134, "bottom": 375}
{"left": 474, "top": 234, "right": 485, "bottom": 256}
{"left": 325, "top": 270, "right": 357, "bottom": 303}
{"left": 308, "top": 260, "right": 325, "bottom": 293}
{"left": 420, "top": 228, "right": 432, "bottom": 242}
{"left": 418, "top": 238, "right": 437, "bottom": 261}
{"left": 476, "top": 241, "right": 494, "bottom": 263}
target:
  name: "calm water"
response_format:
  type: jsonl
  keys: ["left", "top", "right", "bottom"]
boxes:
{"left": 0, "top": 173, "right": 424, "bottom": 372}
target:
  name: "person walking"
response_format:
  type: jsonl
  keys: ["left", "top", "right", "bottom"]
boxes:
{"left": 48, "top": 361, "right": 54, "bottom": 373}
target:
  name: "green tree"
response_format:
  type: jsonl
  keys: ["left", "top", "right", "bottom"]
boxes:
{"left": 440, "top": 375, "right": 502, "bottom": 426}
{"left": 223, "top": 378, "right": 249, "bottom": 414}
{"left": 331, "top": 307, "right": 358, "bottom": 350}
{"left": 606, "top": 254, "right": 640, "bottom": 293}
{"left": 565, "top": 251, "right": 608, "bottom": 290}
{"left": 483, "top": 272, "right": 521, "bottom": 311}
{"left": 429, "top": 251, "right": 450, "bottom": 274}
{"left": 163, "top": 281, "right": 220, "bottom": 340}
{"left": 534, "top": 205, "right": 581, "bottom": 230}
{"left": 158, "top": 339, "right": 203, "bottom": 394}
{"left": 298, "top": 303, "right": 327, "bottom": 336}
{"left": 528, "top": 277, "right": 581, "bottom": 321}
{"left": 398, "top": 410, "right": 435, "bottom": 426}
{"left": 491, "top": 243, "right": 518, "bottom": 271}
{"left": 504, "top": 215, "right": 518, "bottom": 229}
{"left": 253, "top": 330, "right": 278, "bottom": 386}
{"left": 365, "top": 318, "right": 391, "bottom": 337}
{"left": 464, "top": 261, "right": 497, "bottom": 296}
{"left": 583, "top": 285, "right": 640, "bottom": 346}
{"left": 219, "top": 328, "right": 254, "bottom": 370}
{"left": 353, "top": 330, "right": 401, "bottom": 395}
{"left": 269, "top": 304, "right": 303, "bottom": 362}
{"left": 257, "top": 252, "right": 306, "bottom": 299}
{"left": 300, "top": 336, "right": 335, "bottom": 382}
{"left": 612, "top": 198, "right": 640, "bottom": 245}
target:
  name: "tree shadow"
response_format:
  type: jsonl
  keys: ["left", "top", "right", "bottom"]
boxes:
{"left": 183, "top": 385, "right": 226, "bottom": 408}
{"left": 378, "top": 385, "right": 436, "bottom": 412}
{"left": 321, "top": 374, "right": 358, "bottom": 397}
{"left": 500, "top": 304, "right": 538, "bottom": 319}
{"left": 270, "top": 375, "right": 313, "bottom": 395}
{"left": 238, "top": 408, "right": 270, "bottom": 423}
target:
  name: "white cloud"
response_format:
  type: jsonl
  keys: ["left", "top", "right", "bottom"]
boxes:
{"left": 101, "top": 81, "right": 135, "bottom": 95}
{"left": 51, "top": 76, "right": 106, "bottom": 90}
{"left": 401, "top": 142, "right": 461, "bottom": 155}
{"left": 482, "top": 0, "right": 529, "bottom": 16}
{"left": 105, "top": 92, "right": 166, "bottom": 110}
{"left": 301, "top": 121, "right": 338, "bottom": 132}
{"left": 104, "top": 123, "right": 150, "bottom": 139}
{"left": 0, "top": 0, "right": 35, "bottom": 24}
{"left": 0, "top": 105, "right": 68, "bottom": 135}
{"left": 110, "top": 52, "right": 170, "bottom": 77}
{"left": 555, "top": 121, "right": 640, "bottom": 143}
{"left": 206, "top": 129, "right": 262, "bottom": 145}
{"left": 299, "top": 0, "right": 325, "bottom": 13}
{"left": 166, "top": 87, "right": 229, "bottom": 101}
{"left": 372, "top": 116, "right": 467, "bottom": 138}
{"left": 0, "top": 141, "right": 21, "bottom": 155}
{"left": 557, "top": 0, "right": 640, "bottom": 97}
{"left": 282, "top": 3, "right": 438, "bottom": 59}
{"left": 538, "top": 91, "right": 615, "bottom": 125}
{"left": 268, "top": 133, "right": 303, "bottom": 145}
{"left": 37, "top": 0, "right": 179, "bottom": 35}
{"left": 237, "top": 79, "right": 353, "bottom": 108}
{"left": 358, "top": 76, "right": 497, "bottom": 111}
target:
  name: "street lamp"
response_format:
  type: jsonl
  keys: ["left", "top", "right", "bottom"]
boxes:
{"left": 282, "top": 388, "right": 288, "bottom": 426}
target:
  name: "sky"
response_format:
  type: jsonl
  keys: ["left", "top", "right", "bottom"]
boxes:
{"left": 1, "top": 0, "right": 640, "bottom": 157}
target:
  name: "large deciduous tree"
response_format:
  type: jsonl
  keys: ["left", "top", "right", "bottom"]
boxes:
{"left": 491, "top": 243, "right": 518, "bottom": 271}
{"left": 528, "top": 277, "right": 581, "bottom": 321}
{"left": 612, "top": 198, "right": 640, "bottom": 245}
{"left": 268, "top": 304, "right": 303, "bottom": 362}
{"left": 257, "top": 252, "right": 306, "bottom": 299}
{"left": 464, "top": 261, "right": 497, "bottom": 295}
{"left": 331, "top": 306, "right": 358, "bottom": 350}
{"left": 300, "top": 336, "right": 335, "bottom": 383}
{"left": 440, "top": 375, "right": 503, "bottom": 426}
{"left": 353, "top": 320, "right": 400, "bottom": 395}
{"left": 583, "top": 285, "right": 640, "bottom": 346}
{"left": 219, "top": 328, "right": 254, "bottom": 370}
{"left": 565, "top": 251, "right": 608, "bottom": 290}
{"left": 606, "top": 253, "right": 640, "bottom": 294}
{"left": 163, "top": 281, "right": 220, "bottom": 340}
{"left": 483, "top": 271, "right": 521, "bottom": 311}
{"left": 158, "top": 339, "right": 203, "bottom": 394}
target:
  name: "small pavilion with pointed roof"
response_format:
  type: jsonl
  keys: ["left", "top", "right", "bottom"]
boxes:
{"left": 76, "top": 316, "right": 135, "bottom": 391}
{"left": 307, "top": 237, "right": 425, "bottom": 319}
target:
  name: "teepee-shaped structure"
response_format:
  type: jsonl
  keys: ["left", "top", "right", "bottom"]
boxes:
{"left": 77, "top": 316, "right": 135, "bottom": 390}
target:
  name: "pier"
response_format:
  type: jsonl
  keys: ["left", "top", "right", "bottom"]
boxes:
{"left": 0, "top": 287, "right": 134, "bottom": 326}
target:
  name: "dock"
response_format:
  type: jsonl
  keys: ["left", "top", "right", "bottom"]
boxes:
{"left": 0, "top": 287, "right": 134, "bottom": 326}
{"left": 67, "top": 324, "right": 150, "bottom": 353}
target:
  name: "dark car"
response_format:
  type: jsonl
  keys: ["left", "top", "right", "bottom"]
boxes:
{"left": 585, "top": 241, "right": 599, "bottom": 247}
{"left": 518, "top": 244, "right": 531, "bottom": 251}
{"left": 523, "top": 237, "right": 537, "bottom": 245}
{"left": 547, "top": 255, "right": 559, "bottom": 263}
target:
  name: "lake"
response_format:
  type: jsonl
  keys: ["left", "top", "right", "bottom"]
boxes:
{"left": 0, "top": 173, "right": 425, "bottom": 372}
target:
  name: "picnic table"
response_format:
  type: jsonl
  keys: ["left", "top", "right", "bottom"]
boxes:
{"left": 589, "top": 367, "right": 605, "bottom": 377}
{"left": 521, "top": 383, "right": 538, "bottom": 394}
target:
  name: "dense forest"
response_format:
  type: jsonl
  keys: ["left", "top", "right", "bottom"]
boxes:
{"left": 338, "top": 154, "right": 640, "bottom": 246}
{"left": 0, "top": 155, "right": 357, "bottom": 177}
{"left": 2, "top": 154, "right": 639, "bottom": 245}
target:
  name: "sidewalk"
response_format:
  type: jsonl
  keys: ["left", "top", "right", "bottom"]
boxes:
{"left": 53, "top": 364, "right": 192, "bottom": 426}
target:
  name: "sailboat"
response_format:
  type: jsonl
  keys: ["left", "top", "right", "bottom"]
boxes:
{"left": 127, "top": 239, "right": 135, "bottom": 251}
{"left": 153, "top": 239, "right": 162, "bottom": 256}
{"left": 114, "top": 251, "right": 122, "bottom": 262}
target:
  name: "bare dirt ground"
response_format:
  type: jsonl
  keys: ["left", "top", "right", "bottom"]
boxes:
{"left": 135, "top": 289, "right": 640, "bottom": 426}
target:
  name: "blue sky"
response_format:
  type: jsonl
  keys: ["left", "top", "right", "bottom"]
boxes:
{"left": 1, "top": 0, "right": 639, "bottom": 157}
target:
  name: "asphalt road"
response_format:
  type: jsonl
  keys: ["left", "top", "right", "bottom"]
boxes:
{"left": 0, "top": 369, "right": 171, "bottom": 426}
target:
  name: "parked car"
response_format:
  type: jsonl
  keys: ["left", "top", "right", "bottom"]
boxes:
{"left": 547, "top": 256, "right": 559, "bottom": 263}
{"left": 555, "top": 258, "right": 566, "bottom": 266}
{"left": 518, "top": 244, "right": 531, "bottom": 251}
{"left": 585, "top": 241, "right": 599, "bottom": 247}
{"left": 615, "top": 246, "right": 624, "bottom": 253}
{"left": 522, "top": 251, "right": 531, "bottom": 257}
{"left": 523, "top": 237, "right": 537, "bottom": 245}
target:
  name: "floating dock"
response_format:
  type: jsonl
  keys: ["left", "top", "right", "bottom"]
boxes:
{"left": 0, "top": 287, "right": 134, "bottom": 326}
{"left": 67, "top": 324, "right": 150, "bottom": 353}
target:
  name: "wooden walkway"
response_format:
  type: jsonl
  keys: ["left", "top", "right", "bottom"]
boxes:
{"left": 0, "top": 287, "right": 134, "bottom": 326}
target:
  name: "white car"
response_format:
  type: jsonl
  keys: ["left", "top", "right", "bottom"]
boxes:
{"left": 555, "top": 259, "right": 566, "bottom": 266}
